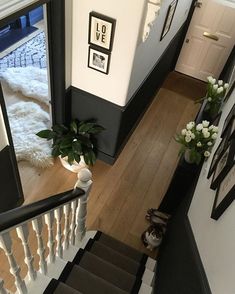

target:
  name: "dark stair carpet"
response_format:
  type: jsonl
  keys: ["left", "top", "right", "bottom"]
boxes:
{"left": 43, "top": 231, "right": 152, "bottom": 294}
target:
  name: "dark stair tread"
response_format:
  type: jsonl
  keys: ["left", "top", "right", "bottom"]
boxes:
{"left": 44, "top": 279, "right": 82, "bottom": 294}
{"left": 96, "top": 232, "right": 147, "bottom": 263}
{"left": 65, "top": 264, "right": 128, "bottom": 294}
{"left": 87, "top": 241, "right": 145, "bottom": 276}
{"left": 75, "top": 250, "right": 137, "bottom": 292}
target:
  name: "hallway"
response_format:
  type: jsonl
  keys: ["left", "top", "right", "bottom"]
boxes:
{"left": 21, "top": 72, "right": 204, "bottom": 254}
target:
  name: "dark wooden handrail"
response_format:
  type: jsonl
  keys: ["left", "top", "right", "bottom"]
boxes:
{"left": 0, "top": 188, "right": 84, "bottom": 232}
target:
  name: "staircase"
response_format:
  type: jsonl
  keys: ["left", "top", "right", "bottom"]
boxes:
{"left": 0, "top": 168, "right": 156, "bottom": 294}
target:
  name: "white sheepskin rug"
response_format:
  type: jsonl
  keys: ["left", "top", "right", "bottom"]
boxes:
{"left": 7, "top": 101, "right": 53, "bottom": 168}
{"left": 1, "top": 67, "right": 49, "bottom": 105}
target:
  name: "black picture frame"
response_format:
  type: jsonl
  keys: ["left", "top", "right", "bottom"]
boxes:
{"left": 160, "top": 0, "right": 178, "bottom": 41}
{"left": 226, "top": 116, "right": 235, "bottom": 142}
{"left": 88, "top": 11, "right": 116, "bottom": 51}
{"left": 221, "top": 103, "right": 235, "bottom": 138}
{"left": 211, "top": 163, "right": 235, "bottom": 220}
{"left": 88, "top": 46, "right": 110, "bottom": 75}
{"left": 210, "top": 140, "right": 235, "bottom": 190}
{"left": 207, "top": 138, "right": 227, "bottom": 179}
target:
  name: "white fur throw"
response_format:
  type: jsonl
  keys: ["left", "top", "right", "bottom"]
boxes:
{"left": 1, "top": 67, "right": 49, "bottom": 105}
{"left": 8, "top": 101, "right": 53, "bottom": 168}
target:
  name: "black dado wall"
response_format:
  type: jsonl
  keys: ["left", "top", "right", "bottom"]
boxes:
{"left": 70, "top": 23, "right": 188, "bottom": 164}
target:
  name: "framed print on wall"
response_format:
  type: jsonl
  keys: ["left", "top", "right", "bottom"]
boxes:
{"left": 89, "top": 12, "right": 116, "bottom": 51}
{"left": 211, "top": 163, "right": 235, "bottom": 220}
{"left": 88, "top": 46, "right": 110, "bottom": 74}
{"left": 221, "top": 103, "right": 235, "bottom": 138}
{"left": 207, "top": 138, "right": 227, "bottom": 179}
{"left": 160, "top": 0, "right": 178, "bottom": 41}
{"left": 210, "top": 140, "right": 235, "bottom": 190}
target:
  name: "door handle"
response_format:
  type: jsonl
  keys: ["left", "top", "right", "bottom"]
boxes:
{"left": 203, "top": 32, "right": 219, "bottom": 41}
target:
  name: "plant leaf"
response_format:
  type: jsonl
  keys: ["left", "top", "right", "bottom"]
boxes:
{"left": 70, "top": 121, "right": 78, "bottom": 134}
{"left": 60, "top": 137, "right": 72, "bottom": 149}
{"left": 74, "top": 153, "right": 81, "bottom": 164}
{"left": 52, "top": 145, "right": 61, "bottom": 157}
{"left": 68, "top": 152, "right": 74, "bottom": 165}
{"left": 88, "top": 125, "right": 105, "bottom": 134}
{"left": 36, "top": 130, "right": 55, "bottom": 140}
{"left": 53, "top": 124, "right": 68, "bottom": 134}
{"left": 72, "top": 141, "right": 82, "bottom": 154}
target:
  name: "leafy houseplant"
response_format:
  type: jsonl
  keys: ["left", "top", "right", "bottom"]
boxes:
{"left": 197, "top": 76, "right": 229, "bottom": 120}
{"left": 36, "top": 120, "right": 105, "bottom": 166}
{"left": 175, "top": 120, "right": 219, "bottom": 165}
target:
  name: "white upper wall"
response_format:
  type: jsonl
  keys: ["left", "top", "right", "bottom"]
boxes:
{"left": 0, "top": 105, "right": 9, "bottom": 151}
{"left": 71, "top": 0, "right": 145, "bottom": 106}
{"left": 189, "top": 92, "right": 235, "bottom": 294}
{"left": 127, "top": 0, "right": 193, "bottom": 100}
{"left": 71, "top": 0, "right": 192, "bottom": 106}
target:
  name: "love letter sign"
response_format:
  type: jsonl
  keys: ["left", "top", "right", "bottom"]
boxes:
{"left": 89, "top": 12, "right": 116, "bottom": 51}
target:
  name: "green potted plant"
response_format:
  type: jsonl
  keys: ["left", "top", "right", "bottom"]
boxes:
{"left": 175, "top": 120, "right": 219, "bottom": 165}
{"left": 197, "top": 76, "right": 229, "bottom": 120}
{"left": 36, "top": 119, "right": 105, "bottom": 172}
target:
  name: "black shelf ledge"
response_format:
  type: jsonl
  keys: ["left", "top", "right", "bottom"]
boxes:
{"left": 0, "top": 188, "right": 84, "bottom": 232}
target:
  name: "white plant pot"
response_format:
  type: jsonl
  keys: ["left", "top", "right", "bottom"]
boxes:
{"left": 59, "top": 155, "right": 87, "bottom": 173}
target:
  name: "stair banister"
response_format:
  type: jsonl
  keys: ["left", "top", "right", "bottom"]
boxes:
{"left": 74, "top": 168, "right": 93, "bottom": 244}
{"left": 0, "top": 188, "right": 84, "bottom": 233}
{"left": 0, "top": 279, "right": 8, "bottom": 294}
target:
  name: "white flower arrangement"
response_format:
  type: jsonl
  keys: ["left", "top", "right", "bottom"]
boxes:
{"left": 175, "top": 120, "right": 219, "bottom": 164}
{"left": 197, "top": 76, "right": 229, "bottom": 118}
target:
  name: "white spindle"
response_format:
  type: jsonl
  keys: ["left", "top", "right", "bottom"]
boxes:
{"left": 70, "top": 199, "right": 78, "bottom": 246}
{"left": 63, "top": 203, "right": 71, "bottom": 251}
{"left": 32, "top": 217, "right": 47, "bottom": 275}
{"left": 0, "top": 232, "right": 27, "bottom": 294}
{"left": 0, "top": 278, "right": 8, "bottom": 294}
{"left": 44, "top": 211, "right": 55, "bottom": 264}
{"left": 74, "top": 168, "right": 92, "bottom": 244}
{"left": 54, "top": 207, "right": 63, "bottom": 258}
{"left": 16, "top": 224, "right": 37, "bottom": 281}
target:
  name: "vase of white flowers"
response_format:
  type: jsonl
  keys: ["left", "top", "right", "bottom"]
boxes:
{"left": 175, "top": 120, "right": 219, "bottom": 165}
{"left": 197, "top": 76, "right": 229, "bottom": 120}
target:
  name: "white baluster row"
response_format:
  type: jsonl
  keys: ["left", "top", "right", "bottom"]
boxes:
{"left": 0, "top": 167, "right": 92, "bottom": 293}
{"left": 0, "top": 232, "right": 27, "bottom": 294}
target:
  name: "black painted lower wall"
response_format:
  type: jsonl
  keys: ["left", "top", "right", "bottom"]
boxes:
{"left": 69, "top": 23, "right": 188, "bottom": 164}
{"left": 0, "top": 146, "right": 24, "bottom": 212}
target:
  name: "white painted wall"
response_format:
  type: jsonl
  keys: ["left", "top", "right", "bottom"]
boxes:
{"left": 127, "top": 0, "right": 193, "bottom": 100}
{"left": 0, "top": 105, "right": 9, "bottom": 151}
{"left": 71, "top": 0, "right": 192, "bottom": 106}
{"left": 189, "top": 93, "right": 235, "bottom": 294}
{"left": 71, "top": 0, "right": 145, "bottom": 106}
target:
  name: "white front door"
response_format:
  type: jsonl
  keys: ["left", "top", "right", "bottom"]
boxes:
{"left": 175, "top": 0, "right": 235, "bottom": 81}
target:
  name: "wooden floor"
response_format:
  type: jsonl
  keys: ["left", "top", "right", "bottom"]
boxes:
{"left": 0, "top": 72, "right": 203, "bottom": 292}
{"left": 20, "top": 72, "right": 202, "bottom": 252}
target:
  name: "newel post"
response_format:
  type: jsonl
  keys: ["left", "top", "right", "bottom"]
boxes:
{"left": 74, "top": 168, "right": 92, "bottom": 244}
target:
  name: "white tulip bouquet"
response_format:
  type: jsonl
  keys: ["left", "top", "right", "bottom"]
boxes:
{"left": 175, "top": 120, "right": 219, "bottom": 164}
{"left": 198, "top": 76, "right": 229, "bottom": 119}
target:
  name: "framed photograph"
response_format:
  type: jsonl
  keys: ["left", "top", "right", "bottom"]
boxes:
{"left": 227, "top": 116, "right": 235, "bottom": 142}
{"left": 224, "top": 65, "right": 235, "bottom": 103}
{"left": 89, "top": 12, "right": 116, "bottom": 51}
{"left": 207, "top": 138, "right": 227, "bottom": 179}
{"left": 160, "top": 0, "right": 178, "bottom": 41}
{"left": 211, "top": 163, "right": 235, "bottom": 220}
{"left": 210, "top": 140, "right": 235, "bottom": 190}
{"left": 221, "top": 103, "right": 235, "bottom": 138}
{"left": 88, "top": 46, "right": 110, "bottom": 74}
